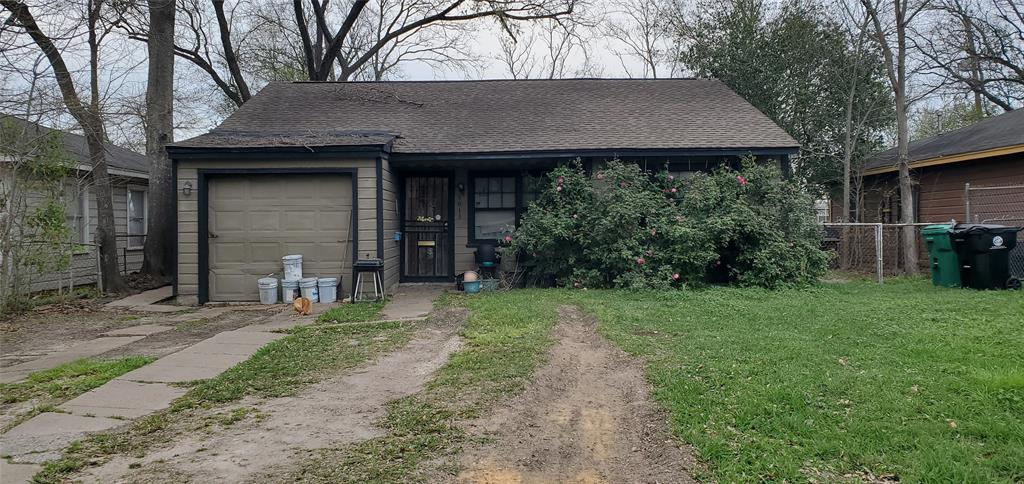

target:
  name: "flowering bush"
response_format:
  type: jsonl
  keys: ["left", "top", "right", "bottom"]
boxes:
{"left": 510, "top": 158, "right": 827, "bottom": 289}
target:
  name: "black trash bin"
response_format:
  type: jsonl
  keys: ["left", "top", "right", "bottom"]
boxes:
{"left": 952, "top": 224, "right": 1021, "bottom": 290}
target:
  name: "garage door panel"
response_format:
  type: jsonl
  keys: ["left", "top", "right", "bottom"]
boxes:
{"left": 282, "top": 212, "right": 317, "bottom": 231}
{"left": 250, "top": 211, "right": 281, "bottom": 231}
{"left": 214, "top": 243, "right": 248, "bottom": 263}
{"left": 208, "top": 174, "right": 353, "bottom": 301}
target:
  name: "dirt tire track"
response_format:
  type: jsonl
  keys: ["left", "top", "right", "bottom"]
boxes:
{"left": 77, "top": 309, "right": 466, "bottom": 484}
{"left": 455, "top": 305, "right": 697, "bottom": 484}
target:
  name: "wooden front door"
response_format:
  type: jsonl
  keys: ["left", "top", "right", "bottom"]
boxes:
{"left": 403, "top": 176, "right": 451, "bottom": 278}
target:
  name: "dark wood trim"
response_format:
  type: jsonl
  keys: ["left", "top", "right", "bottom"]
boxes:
{"left": 196, "top": 168, "right": 359, "bottom": 304}
{"left": 197, "top": 172, "right": 209, "bottom": 304}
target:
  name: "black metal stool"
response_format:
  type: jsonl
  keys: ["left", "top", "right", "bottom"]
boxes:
{"left": 352, "top": 258, "right": 385, "bottom": 301}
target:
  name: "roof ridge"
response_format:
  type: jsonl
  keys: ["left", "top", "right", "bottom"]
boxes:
{"left": 287, "top": 77, "right": 711, "bottom": 85}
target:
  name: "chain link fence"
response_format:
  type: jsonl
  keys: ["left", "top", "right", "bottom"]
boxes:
{"left": 821, "top": 223, "right": 932, "bottom": 282}
{"left": 965, "top": 183, "right": 1024, "bottom": 279}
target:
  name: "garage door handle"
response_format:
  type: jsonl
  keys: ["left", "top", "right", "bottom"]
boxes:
{"left": 209, "top": 231, "right": 219, "bottom": 238}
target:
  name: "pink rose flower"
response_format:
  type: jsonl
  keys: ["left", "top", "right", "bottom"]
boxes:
{"left": 503, "top": 235, "right": 512, "bottom": 243}
{"left": 636, "top": 257, "right": 645, "bottom": 265}
{"left": 619, "top": 180, "right": 627, "bottom": 188}
{"left": 596, "top": 171, "right": 605, "bottom": 180}
{"left": 672, "top": 273, "right": 680, "bottom": 281}
{"left": 556, "top": 185, "right": 563, "bottom": 192}
{"left": 737, "top": 175, "right": 747, "bottom": 186}
{"left": 557, "top": 176, "right": 565, "bottom": 185}
{"left": 668, "top": 175, "right": 675, "bottom": 181}
{"left": 670, "top": 187, "right": 677, "bottom": 193}
{"left": 650, "top": 228, "right": 657, "bottom": 236}
{"left": 675, "top": 215, "right": 684, "bottom": 223}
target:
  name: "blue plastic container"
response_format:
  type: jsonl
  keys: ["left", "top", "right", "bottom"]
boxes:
{"left": 464, "top": 280, "right": 482, "bottom": 294}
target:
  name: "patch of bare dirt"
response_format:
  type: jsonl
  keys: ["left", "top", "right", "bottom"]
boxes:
{"left": 77, "top": 308, "right": 467, "bottom": 484}
{"left": 454, "top": 306, "right": 697, "bottom": 484}
{"left": 1, "top": 304, "right": 152, "bottom": 368}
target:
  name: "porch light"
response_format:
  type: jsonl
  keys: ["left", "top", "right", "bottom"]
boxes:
{"left": 182, "top": 181, "right": 193, "bottom": 197}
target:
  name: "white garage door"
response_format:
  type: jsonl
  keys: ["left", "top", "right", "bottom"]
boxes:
{"left": 208, "top": 174, "right": 352, "bottom": 301}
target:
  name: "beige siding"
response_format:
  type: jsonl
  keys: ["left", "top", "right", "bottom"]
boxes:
{"left": 17, "top": 173, "right": 146, "bottom": 293}
{"left": 176, "top": 158, "right": 378, "bottom": 303}
{"left": 381, "top": 157, "right": 401, "bottom": 292}
{"left": 453, "top": 168, "right": 476, "bottom": 274}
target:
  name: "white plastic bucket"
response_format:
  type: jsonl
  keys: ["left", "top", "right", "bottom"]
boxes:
{"left": 317, "top": 277, "right": 338, "bottom": 304}
{"left": 281, "top": 279, "right": 300, "bottom": 303}
{"left": 282, "top": 255, "right": 303, "bottom": 281}
{"left": 257, "top": 278, "right": 279, "bottom": 305}
{"left": 299, "top": 277, "right": 319, "bottom": 303}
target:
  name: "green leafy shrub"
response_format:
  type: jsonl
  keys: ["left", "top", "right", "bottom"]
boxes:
{"left": 510, "top": 159, "right": 827, "bottom": 289}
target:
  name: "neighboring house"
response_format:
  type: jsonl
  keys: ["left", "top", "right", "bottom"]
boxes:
{"left": 1, "top": 115, "right": 150, "bottom": 293}
{"left": 850, "top": 108, "right": 1024, "bottom": 224}
{"left": 168, "top": 79, "right": 799, "bottom": 304}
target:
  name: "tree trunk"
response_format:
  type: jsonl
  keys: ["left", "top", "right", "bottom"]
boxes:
{"left": 141, "top": 0, "right": 176, "bottom": 279}
{"left": 86, "top": 128, "right": 129, "bottom": 293}
{"left": 894, "top": 89, "right": 918, "bottom": 274}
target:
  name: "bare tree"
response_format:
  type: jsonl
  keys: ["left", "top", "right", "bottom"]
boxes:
{"left": 497, "top": 29, "right": 540, "bottom": 78}
{"left": 914, "top": 0, "right": 1023, "bottom": 112}
{"left": 139, "top": 0, "right": 176, "bottom": 279}
{"left": 2, "top": 0, "right": 128, "bottom": 292}
{"left": 123, "top": 0, "right": 577, "bottom": 107}
{"left": 603, "top": 0, "right": 674, "bottom": 78}
{"left": 861, "top": 0, "right": 930, "bottom": 273}
{"left": 495, "top": 18, "right": 590, "bottom": 79}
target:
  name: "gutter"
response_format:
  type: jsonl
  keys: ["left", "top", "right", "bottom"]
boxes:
{"left": 863, "top": 144, "right": 1024, "bottom": 176}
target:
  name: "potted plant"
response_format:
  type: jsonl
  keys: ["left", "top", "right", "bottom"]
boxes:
{"left": 497, "top": 225, "right": 518, "bottom": 273}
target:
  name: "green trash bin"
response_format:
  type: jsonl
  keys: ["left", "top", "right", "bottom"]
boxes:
{"left": 922, "top": 224, "right": 960, "bottom": 287}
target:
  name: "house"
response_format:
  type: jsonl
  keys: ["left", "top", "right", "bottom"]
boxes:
{"left": 1, "top": 115, "right": 150, "bottom": 293}
{"left": 853, "top": 108, "right": 1024, "bottom": 224}
{"left": 167, "top": 79, "right": 799, "bottom": 304}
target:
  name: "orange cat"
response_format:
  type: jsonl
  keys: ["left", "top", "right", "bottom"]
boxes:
{"left": 293, "top": 296, "right": 312, "bottom": 316}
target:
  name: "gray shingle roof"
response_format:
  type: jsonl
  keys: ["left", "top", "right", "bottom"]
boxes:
{"left": 1, "top": 115, "right": 149, "bottom": 175}
{"left": 171, "top": 79, "right": 799, "bottom": 154}
{"left": 866, "top": 108, "right": 1024, "bottom": 171}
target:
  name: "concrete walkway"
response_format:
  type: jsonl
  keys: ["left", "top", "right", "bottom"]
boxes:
{"left": 0, "top": 308, "right": 311, "bottom": 480}
{"left": 380, "top": 284, "right": 448, "bottom": 321}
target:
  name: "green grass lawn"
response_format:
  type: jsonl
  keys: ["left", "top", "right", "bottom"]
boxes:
{"left": 316, "top": 301, "right": 386, "bottom": 324}
{"left": 1, "top": 357, "right": 155, "bottom": 404}
{"left": 576, "top": 279, "right": 1024, "bottom": 483}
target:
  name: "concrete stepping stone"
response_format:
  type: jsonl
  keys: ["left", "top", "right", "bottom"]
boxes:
{"left": 100, "top": 324, "right": 173, "bottom": 337}
{"left": 0, "top": 336, "right": 145, "bottom": 384}
{"left": 116, "top": 331, "right": 285, "bottom": 383}
{"left": 59, "top": 380, "right": 187, "bottom": 419}
{"left": 381, "top": 284, "right": 445, "bottom": 320}
{"left": 0, "top": 413, "right": 122, "bottom": 464}
{"left": 0, "top": 459, "right": 41, "bottom": 484}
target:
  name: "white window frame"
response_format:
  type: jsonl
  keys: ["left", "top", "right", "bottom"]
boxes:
{"left": 126, "top": 187, "right": 147, "bottom": 250}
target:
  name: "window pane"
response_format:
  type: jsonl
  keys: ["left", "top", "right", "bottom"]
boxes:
{"left": 488, "top": 193, "right": 502, "bottom": 207}
{"left": 128, "top": 190, "right": 145, "bottom": 247}
{"left": 488, "top": 177, "right": 501, "bottom": 191}
{"left": 474, "top": 210, "right": 515, "bottom": 240}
